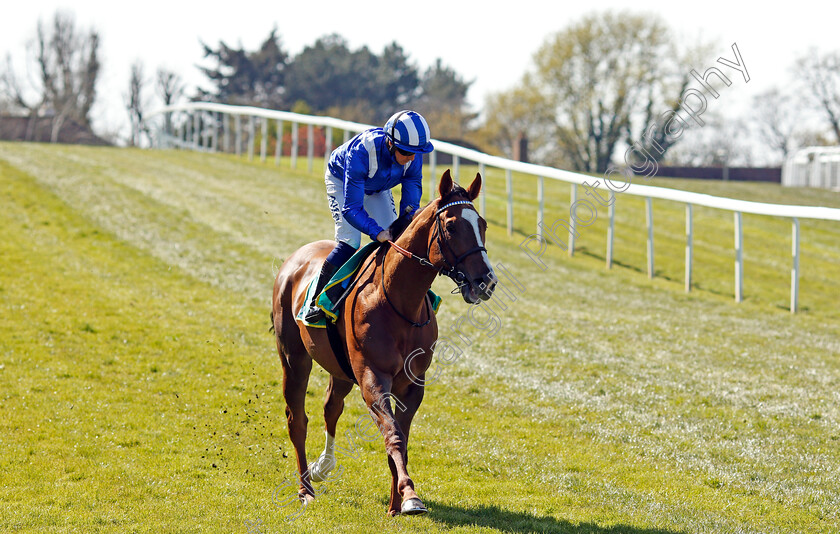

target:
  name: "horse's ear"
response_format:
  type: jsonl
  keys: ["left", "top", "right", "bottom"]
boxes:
{"left": 467, "top": 173, "right": 482, "bottom": 201}
{"left": 438, "top": 169, "right": 453, "bottom": 198}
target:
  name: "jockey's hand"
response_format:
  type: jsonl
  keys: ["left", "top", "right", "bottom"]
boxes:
{"left": 376, "top": 229, "right": 393, "bottom": 243}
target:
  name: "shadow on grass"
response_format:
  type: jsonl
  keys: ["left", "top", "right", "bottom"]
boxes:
{"left": 424, "top": 500, "right": 685, "bottom": 534}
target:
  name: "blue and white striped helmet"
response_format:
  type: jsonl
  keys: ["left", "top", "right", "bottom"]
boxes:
{"left": 384, "top": 110, "right": 434, "bottom": 154}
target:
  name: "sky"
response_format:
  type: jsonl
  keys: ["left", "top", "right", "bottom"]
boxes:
{"left": 2, "top": 0, "right": 839, "bottom": 144}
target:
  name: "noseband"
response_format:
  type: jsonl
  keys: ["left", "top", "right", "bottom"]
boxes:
{"left": 383, "top": 198, "right": 488, "bottom": 327}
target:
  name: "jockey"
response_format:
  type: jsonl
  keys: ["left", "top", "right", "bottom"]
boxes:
{"left": 304, "top": 110, "right": 434, "bottom": 322}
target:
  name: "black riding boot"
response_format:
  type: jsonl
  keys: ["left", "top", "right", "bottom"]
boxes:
{"left": 304, "top": 260, "right": 338, "bottom": 322}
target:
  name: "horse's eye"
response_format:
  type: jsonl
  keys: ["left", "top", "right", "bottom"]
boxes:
{"left": 445, "top": 221, "right": 456, "bottom": 233}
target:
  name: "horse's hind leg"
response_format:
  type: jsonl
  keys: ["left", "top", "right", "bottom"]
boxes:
{"left": 310, "top": 376, "right": 354, "bottom": 482}
{"left": 278, "top": 340, "right": 315, "bottom": 501}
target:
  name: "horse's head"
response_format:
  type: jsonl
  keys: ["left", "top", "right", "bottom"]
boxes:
{"left": 427, "top": 170, "right": 496, "bottom": 304}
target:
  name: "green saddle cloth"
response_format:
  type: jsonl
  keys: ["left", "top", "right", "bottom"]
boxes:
{"left": 296, "top": 242, "right": 442, "bottom": 327}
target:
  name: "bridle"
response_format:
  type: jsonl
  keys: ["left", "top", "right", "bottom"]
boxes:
{"left": 382, "top": 198, "right": 488, "bottom": 327}
{"left": 429, "top": 200, "right": 488, "bottom": 286}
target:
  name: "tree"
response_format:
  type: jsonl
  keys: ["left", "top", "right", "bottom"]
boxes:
{"left": 477, "top": 77, "right": 555, "bottom": 160}
{"left": 125, "top": 60, "right": 148, "bottom": 147}
{"left": 155, "top": 68, "right": 184, "bottom": 136}
{"left": 284, "top": 36, "right": 419, "bottom": 122}
{"left": 483, "top": 11, "right": 698, "bottom": 173}
{"left": 665, "top": 113, "right": 754, "bottom": 167}
{"left": 198, "top": 27, "right": 288, "bottom": 108}
{"left": 793, "top": 48, "right": 840, "bottom": 143}
{"left": 372, "top": 42, "right": 420, "bottom": 116}
{"left": 1, "top": 11, "right": 100, "bottom": 141}
{"left": 410, "top": 58, "right": 475, "bottom": 139}
{"left": 751, "top": 87, "right": 798, "bottom": 162}
{"left": 283, "top": 34, "right": 355, "bottom": 113}
{"left": 156, "top": 69, "right": 183, "bottom": 107}
{"left": 628, "top": 42, "right": 715, "bottom": 170}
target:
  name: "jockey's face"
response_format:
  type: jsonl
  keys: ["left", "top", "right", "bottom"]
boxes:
{"left": 394, "top": 150, "right": 415, "bottom": 165}
{"left": 390, "top": 140, "right": 415, "bottom": 165}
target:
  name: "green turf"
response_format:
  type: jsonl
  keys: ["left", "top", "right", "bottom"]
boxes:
{"left": 1, "top": 142, "right": 839, "bottom": 533}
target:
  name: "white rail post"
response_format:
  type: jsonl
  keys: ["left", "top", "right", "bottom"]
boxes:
{"left": 212, "top": 112, "right": 219, "bottom": 152}
{"left": 248, "top": 116, "right": 255, "bottom": 161}
{"left": 185, "top": 113, "right": 193, "bottom": 148}
{"left": 478, "top": 163, "right": 486, "bottom": 217}
{"left": 205, "top": 113, "right": 213, "bottom": 148}
{"left": 275, "top": 120, "right": 282, "bottom": 165}
{"left": 325, "top": 126, "right": 333, "bottom": 160}
{"left": 686, "top": 204, "right": 693, "bottom": 292}
{"left": 201, "top": 113, "right": 209, "bottom": 148}
{"left": 537, "top": 175, "right": 545, "bottom": 239}
{"left": 260, "top": 118, "right": 268, "bottom": 162}
{"left": 429, "top": 151, "right": 437, "bottom": 202}
{"left": 646, "top": 197, "right": 654, "bottom": 279}
{"left": 606, "top": 201, "right": 615, "bottom": 269}
{"left": 506, "top": 169, "right": 513, "bottom": 236}
{"left": 791, "top": 218, "right": 800, "bottom": 313}
{"left": 163, "top": 109, "right": 173, "bottom": 140}
{"left": 343, "top": 129, "right": 349, "bottom": 144}
{"left": 307, "top": 124, "right": 314, "bottom": 173}
{"left": 234, "top": 115, "right": 242, "bottom": 156}
{"left": 291, "top": 123, "right": 299, "bottom": 169}
{"left": 193, "top": 113, "right": 200, "bottom": 150}
{"left": 734, "top": 211, "right": 744, "bottom": 303}
{"left": 224, "top": 114, "right": 231, "bottom": 153}
{"left": 569, "top": 184, "right": 578, "bottom": 257}
{"left": 453, "top": 155, "right": 460, "bottom": 181}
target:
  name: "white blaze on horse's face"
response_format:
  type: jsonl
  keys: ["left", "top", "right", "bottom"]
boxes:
{"left": 461, "top": 208, "right": 495, "bottom": 279}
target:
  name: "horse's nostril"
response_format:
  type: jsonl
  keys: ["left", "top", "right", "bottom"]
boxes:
{"left": 477, "top": 276, "right": 496, "bottom": 296}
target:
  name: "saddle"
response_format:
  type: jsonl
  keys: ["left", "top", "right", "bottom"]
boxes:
{"left": 296, "top": 242, "right": 441, "bottom": 328}
{"left": 295, "top": 242, "right": 442, "bottom": 384}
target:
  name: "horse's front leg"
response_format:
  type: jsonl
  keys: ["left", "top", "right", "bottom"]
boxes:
{"left": 359, "top": 371, "right": 425, "bottom": 516}
{"left": 388, "top": 380, "right": 425, "bottom": 515}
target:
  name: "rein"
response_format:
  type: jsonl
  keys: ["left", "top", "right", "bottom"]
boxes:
{"left": 382, "top": 198, "right": 487, "bottom": 327}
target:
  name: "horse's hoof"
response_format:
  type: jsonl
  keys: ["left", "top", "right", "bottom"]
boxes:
{"left": 299, "top": 492, "right": 315, "bottom": 504}
{"left": 400, "top": 498, "right": 427, "bottom": 515}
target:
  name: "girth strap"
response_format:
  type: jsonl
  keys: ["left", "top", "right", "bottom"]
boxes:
{"left": 325, "top": 319, "right": 357, "bottom": 384}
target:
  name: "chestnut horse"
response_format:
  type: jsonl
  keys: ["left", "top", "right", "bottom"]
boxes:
{"left": 271, "top": 170, "right": 496, "bottom": 516}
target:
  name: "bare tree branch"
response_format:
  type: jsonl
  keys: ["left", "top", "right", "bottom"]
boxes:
{"left": 794, "top": 48, "right": 840, "bottom": 142}
{"left": 752, "top": 87, "right": 798, "bottom": 162}
{"left": 125, "top": 60, "right": 147, "bottom": 147}
{"left": 2, "top": 11, "right": 102, "bottom": 142}
{"left": 155, "top": 68, "right": 183, "bottom": 137}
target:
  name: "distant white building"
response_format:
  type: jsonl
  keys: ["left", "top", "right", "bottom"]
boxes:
{"left": 782, "top": 146, "right": 840, "bottom": 189}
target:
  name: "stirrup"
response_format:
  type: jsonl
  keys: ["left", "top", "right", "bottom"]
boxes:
{"left": 304, "top": 304, "right": 325, "bottom": 322}
{"left": 304, "top": 260, "right": 338, "bottom": 323}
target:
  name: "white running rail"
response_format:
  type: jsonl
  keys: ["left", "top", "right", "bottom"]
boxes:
{"left": 150, "top": 102, "right": 840, "bottom": 313}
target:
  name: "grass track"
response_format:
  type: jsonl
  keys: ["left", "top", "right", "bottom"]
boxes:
{"left": 1, "top": 142, "right": 839, "bottom": 533}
